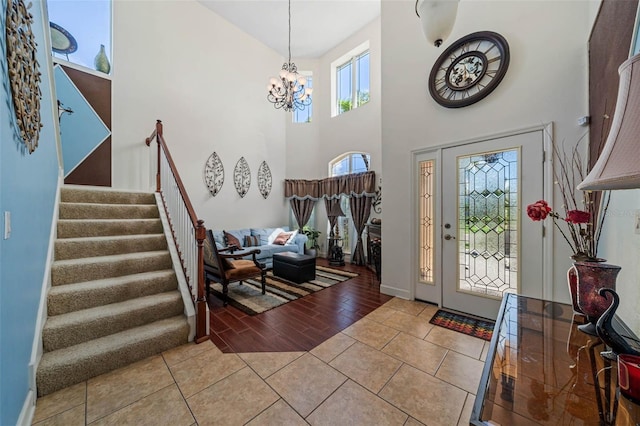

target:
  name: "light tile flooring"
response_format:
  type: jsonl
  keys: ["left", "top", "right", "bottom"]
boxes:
{"left": 32, "top": 298, "right": 489, "bottom": 426}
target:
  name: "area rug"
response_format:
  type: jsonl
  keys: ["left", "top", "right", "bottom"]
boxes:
{"left": 209, "top": 266, "right": 359, "bottom": 315}
{"left": 429, "top": 309, "right": 495, "bottom": 341}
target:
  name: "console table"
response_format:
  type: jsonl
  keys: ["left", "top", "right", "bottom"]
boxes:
{"left": 471, "top": 293, "right": 640, "bottom": 425}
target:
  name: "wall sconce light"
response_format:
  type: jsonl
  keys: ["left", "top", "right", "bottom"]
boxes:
{"left": 579, "top": 53, "right": 640, "bottom": 190}
{"left": 415, "top": 0, "right": 459, "bottom": 47}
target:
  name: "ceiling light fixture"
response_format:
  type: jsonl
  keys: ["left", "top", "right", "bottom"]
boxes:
{"left": 267, "top": 0, "right": 312, "bottom": 112}
{"left": 415, "top": 0, "right": 459, "bottom": 47}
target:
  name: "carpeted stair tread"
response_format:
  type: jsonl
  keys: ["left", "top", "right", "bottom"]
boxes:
{"left": 43, "top": 291, "right": 184, "bottom": 352}
{"left": 54, "top": 234, "right": 167, "bottom": 260}
{"left": 59, "top": 202, "right": 160, "bottom": 220}
{"left": 37, "top": 316, "right": 189, "bottom": 396}
{"left": 61, "top": 187, "right": 156, "bottom": 205}
{"left": 48, "top": 270, "right": 178, "bottom": 315}
{"left": 57, "top": 218, "right": 163, "bottom": 238}
{"left": 51, "top": 250, "right": 172, "bottom": 286}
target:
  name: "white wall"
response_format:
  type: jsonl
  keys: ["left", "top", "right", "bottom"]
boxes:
{"left": 599, "top": 190, "right": 640, "bottom": 336}
{"left": 381, "top": 1, "right": 593, "bottom": 301}
{"left": 112, "top": 0, "right": 289, "bottom": 230}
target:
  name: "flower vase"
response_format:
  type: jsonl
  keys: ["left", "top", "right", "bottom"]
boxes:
{"left": 575, "top": 261, "right": 621, "bottom": 336}
{"left": 94, "top": 44, "right": 111, "bottom": 74}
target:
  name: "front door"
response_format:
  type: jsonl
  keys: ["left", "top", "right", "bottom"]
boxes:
{"left": 441, "top": 130, "right": 545, "bottom": 319}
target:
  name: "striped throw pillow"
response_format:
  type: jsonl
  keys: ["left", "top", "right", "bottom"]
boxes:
{"left": 244, "top": 235, "right": 260, "bottom": 247}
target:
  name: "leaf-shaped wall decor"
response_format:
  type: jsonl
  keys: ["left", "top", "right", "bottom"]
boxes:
{"left": 204, "top": 152, "right": 224, "bottom": 196}
{"left": 233, "top": 157, "right": 251, "bottom": 198}
{"left": 257, "top": 161, "right": 272, "bottom": 199}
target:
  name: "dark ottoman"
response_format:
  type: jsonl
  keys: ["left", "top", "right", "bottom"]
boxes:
{"left": 273, "top": 252, "right": 316, "bottom": 284}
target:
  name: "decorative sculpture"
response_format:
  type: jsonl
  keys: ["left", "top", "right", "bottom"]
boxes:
{"left": 596, "top": 288, "right": 640, "bottom": 360}
{"left": 204, "top": 152, "right": 224, "bottom": 196}
{"left": 233, "top": 157, "right": 251, "bottom": 198}
{"left": 257, "top": 161, "right": 272, "bottom": 199}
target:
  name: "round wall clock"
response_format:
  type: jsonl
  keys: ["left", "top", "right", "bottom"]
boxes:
{"left": 428, "top": 31, "right": 510, "bottom": 108}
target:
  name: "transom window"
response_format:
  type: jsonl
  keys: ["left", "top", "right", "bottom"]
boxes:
{"left": 332, "top": 43, "right": 370, "bottom": 117}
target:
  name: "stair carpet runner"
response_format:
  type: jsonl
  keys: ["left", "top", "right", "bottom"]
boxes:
{"left": 36, "top": 186, "right": 189, "bottom": 396}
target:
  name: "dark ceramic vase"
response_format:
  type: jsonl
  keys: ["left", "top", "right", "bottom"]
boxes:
{"left": 596, "top": 288, "right": 640, "bottom": 360}
{"left": 575, "top": 261, "right": 621, "bottom": 336}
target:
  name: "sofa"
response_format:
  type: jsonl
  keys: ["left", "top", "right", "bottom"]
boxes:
{"left": 211, "top": 226, "right": 308, "bottom": 269}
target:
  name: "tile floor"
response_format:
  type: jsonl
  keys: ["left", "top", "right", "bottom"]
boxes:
{"left": 32, "top": 298, "right": 489, "bottom": 426}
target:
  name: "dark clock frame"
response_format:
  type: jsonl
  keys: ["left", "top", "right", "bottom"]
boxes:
{"left": 428, "top": 31, "right": 510, "bottom": 108}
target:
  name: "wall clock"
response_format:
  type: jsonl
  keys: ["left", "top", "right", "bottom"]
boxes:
{"left": 6, "top": 0, "right": 43, "bottom": 153}
{"left": 428, "top": 31, "right": 510, "bottom": 108}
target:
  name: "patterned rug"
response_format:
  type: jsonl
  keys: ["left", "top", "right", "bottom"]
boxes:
{"left": 209, "top": 266, "right": 359, "bottom": 315}
{"left": 429, "top": 309, "right": 495, "bottom": 341}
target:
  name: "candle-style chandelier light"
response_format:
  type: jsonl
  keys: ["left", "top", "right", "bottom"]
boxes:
{"left": 266, "top": 0, "right": 312, "bottom": 112}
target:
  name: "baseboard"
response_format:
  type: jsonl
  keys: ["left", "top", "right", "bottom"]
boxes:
{"left": 380, "top": 284, "right": 411, "bottom": 300}
{"left": 16, "top": 389, "right": 36, "bottom": 426}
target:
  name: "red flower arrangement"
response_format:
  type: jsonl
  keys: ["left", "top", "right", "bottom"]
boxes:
{"left": 526, "top": 138, "right": 610, "bottom": 261}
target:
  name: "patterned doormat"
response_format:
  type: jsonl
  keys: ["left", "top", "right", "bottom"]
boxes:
{"left": 209, "top": 266, "right": 358, "bottom": 315}
{"left": 429, "top": 309, "right": 495, "bottom": 341}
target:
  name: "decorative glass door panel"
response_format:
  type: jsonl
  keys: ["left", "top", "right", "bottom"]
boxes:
{"left": 457, "top": 149, "right": 518, "bottom": 298}
{"left": 442, "top": 131, "right": 544, "bottom": 319}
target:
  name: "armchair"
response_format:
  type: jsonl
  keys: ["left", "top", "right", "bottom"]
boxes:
{"left": 203, "top": 230, "right": 266, "bottom": 305}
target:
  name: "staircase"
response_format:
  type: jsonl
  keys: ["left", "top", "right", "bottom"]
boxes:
{"left": 36, "top": 186, "right": 190, "bottom": 396}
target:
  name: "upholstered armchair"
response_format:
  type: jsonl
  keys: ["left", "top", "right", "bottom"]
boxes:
{"left": 203, "top": 230, "right": 266, "bottom": 305}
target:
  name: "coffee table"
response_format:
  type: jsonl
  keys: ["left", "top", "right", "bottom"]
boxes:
{"left": 272, "top": 252, "right": 316, "bottom": 284}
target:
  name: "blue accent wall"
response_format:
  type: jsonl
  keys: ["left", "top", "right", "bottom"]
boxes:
{"left": 1, "top": 0, "right": 60, "bottom": 423}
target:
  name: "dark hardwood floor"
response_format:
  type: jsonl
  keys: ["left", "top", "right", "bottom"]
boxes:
{"left": 207, "top": 258, "right": 392, "bottom": 353}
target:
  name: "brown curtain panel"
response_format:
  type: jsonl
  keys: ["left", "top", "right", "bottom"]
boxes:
{"left": 290, "top": 198, "right": 316, "bottom": 230}
{"left": 320, "top": 171, "right": 376, "bottom": 199}
{"left": 349, "top": 196, "right": 373, "bottom": 265}
{"left": 284, "top": 179, "right": 321, "bottom": 200}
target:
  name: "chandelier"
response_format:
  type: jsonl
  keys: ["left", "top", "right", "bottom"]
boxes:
{"left": 267, "top": 0, "right": 312, "bottom": 112}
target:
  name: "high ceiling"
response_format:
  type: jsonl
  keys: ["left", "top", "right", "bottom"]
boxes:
{"left": 199, "top": 1, "right": 381, "bottom": 59}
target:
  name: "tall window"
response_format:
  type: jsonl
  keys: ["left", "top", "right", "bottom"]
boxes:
{"left": 47, "top": 0, "right": 112, "bottom": 74}
{"left": 335, "top": 50, "right": 370, "bottom": 115}
{"left": 329, "top": 152, "right": 371, "bottom": 254}
{"left": 293, "top": 74, "right": 313, "bottom": 123}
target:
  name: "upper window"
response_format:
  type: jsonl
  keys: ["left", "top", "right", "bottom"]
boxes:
{"left": 330, "top": 152, "right": 370, "bottom": 176}
{"left": 47, "top": 0, "right": 112, "bottom": 75}
{"left": 332, "top": 42, "right": 370, "bottom": 117}
{"left": 293, "top": 74, "right": 313, "bottom": 123}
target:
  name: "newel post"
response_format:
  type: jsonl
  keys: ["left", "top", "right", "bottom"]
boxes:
{"left": 155, "top": 120, "right": 162, "bottom": 192}
{"left": 195, "top": 219, "right": 209, "bottom": 343}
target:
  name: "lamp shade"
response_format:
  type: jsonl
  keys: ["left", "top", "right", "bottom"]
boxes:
{"left": 328, "top": 202, "right": 345, "bottom": 218}
{"left": 415, "top": 0, "right": 459, "bottom": 47}
{"left": 578, "top": 53, "right": 640, "bottom": 190}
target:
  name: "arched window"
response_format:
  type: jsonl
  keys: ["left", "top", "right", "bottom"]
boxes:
{"left": 328, "top": 152, "right": 371, "bottom": 255}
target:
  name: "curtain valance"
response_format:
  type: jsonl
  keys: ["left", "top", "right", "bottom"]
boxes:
{"left": 285, "top": 171, "right": 376, "bottom": 200}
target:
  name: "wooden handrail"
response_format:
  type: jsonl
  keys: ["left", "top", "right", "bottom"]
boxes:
{"left": 147, "top": 120, "right": 208, "bottom": 343}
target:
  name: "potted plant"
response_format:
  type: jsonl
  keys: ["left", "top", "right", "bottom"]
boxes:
{"left": 301, "top": 225, "right": 321, "bottom": 257}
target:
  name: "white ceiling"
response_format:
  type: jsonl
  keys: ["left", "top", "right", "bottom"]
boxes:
{"left": 199, "top": 1, "right": 381, "bottom": 59}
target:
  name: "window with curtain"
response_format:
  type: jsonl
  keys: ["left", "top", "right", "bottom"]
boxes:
{"left": 328, "top": 152, "right": 371, "bottom": 254}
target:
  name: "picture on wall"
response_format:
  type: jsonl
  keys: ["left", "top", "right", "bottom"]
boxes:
{"left": 234, "top": 156, "right": 251, "bottom": 198}
{"left": 257, "top": 161, "right": 272, "bottom": 199}
{"left": 204, "top": 152, "right": 224, "bottom": 196}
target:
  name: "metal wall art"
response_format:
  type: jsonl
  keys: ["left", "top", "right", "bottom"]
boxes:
{"left": 6, "top": 0, "right": 43, "bottom": 153}
{"left": 257, "top": 161, "right": 272, "bottom": 199}
{"left": 204, "top": 152, "right": 224, "bottom": 196}
{"left": 233, "top": 157, "right": 251, "bottom": 198}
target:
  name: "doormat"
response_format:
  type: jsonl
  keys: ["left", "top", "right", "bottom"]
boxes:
{"left": 429, "top": 309, "right": 495, "bottom": 341}
{"left": 209, "top": 266, "right": 359, "bottom": 316}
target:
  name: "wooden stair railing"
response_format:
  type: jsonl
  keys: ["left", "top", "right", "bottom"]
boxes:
{"left": 146, "top": 120, "right": 208, "bottom": 343}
